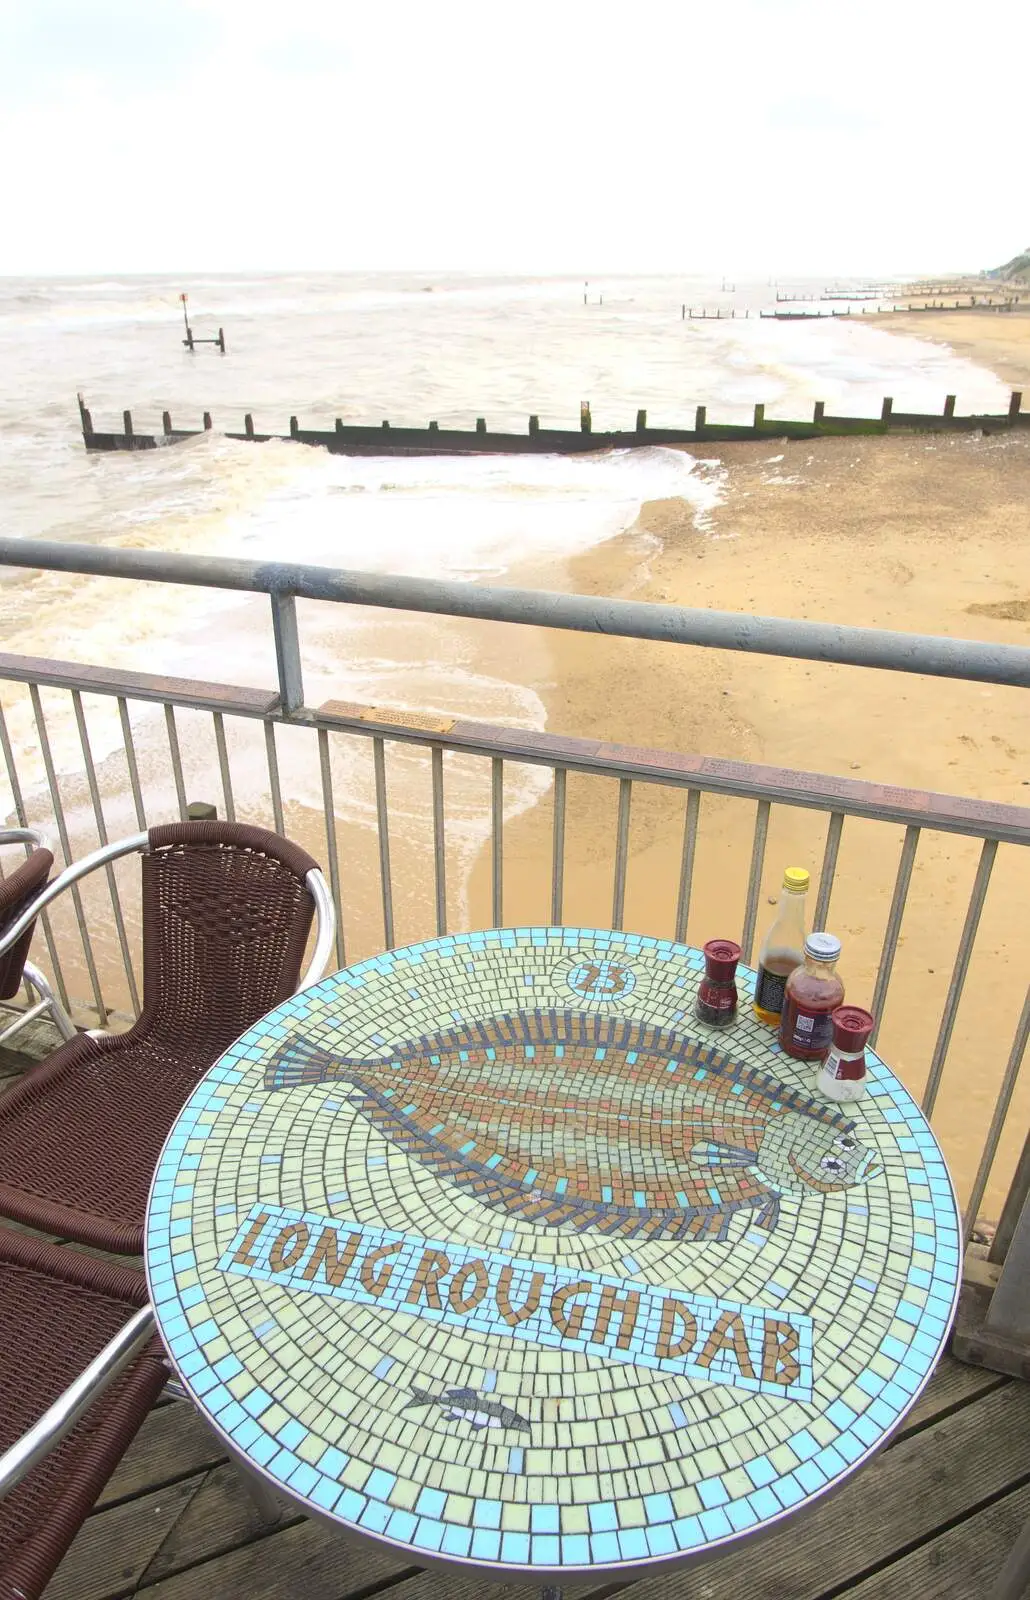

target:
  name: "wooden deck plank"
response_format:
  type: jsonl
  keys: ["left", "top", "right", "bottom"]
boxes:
{"left": 99, "top": 1400, "right": 228, "bottom": 1507}
{"left": 139, "top": 1519, "right": 420, "bottom": 1600}
{"left": 839, "top": 1481, "right": 1030, "bottom": 1600}
{"left": 45, "top": 1476, "right": 201, "bottom": 1600}
{"left": 902, "top": 1353, "right": 1007, "bottom": 1430}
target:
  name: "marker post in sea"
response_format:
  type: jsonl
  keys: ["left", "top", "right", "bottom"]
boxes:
{"left": 180, "top": 293, "right": 226, "bottom": 354}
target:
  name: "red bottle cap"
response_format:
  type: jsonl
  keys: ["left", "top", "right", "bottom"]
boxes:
{"left": 831, "top": 1006, "right": 874, "bottom": 1051}
{"left": 703, "top": 939, "right": 742, "bottom": 981}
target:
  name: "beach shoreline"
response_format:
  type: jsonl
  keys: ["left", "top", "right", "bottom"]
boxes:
{"left": 463, "top": 315, "right": 1030, "bottom": 1215}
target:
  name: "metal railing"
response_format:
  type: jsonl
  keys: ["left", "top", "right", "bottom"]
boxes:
{"left": 1, "top": 538, "right": 1029, "bottom": 1279}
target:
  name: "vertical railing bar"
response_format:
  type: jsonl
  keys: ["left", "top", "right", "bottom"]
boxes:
{"left": 674, "top": 789, "right": 701, "bottom": 945}
{"left": 550, "top": 767, "right": 567, "bottom": 926}
{"left": 211, "top": 713, "right": 236, "bottom": 823}
{"left": 263, "top": 721, "right": 285, "bottom": 835}
{"left": 0, "top": 698, "right": 70, "bottom": 1009}
{"left": 431, "top": 745, "right": 447, "bottom": 937}
{"left": 869, "top": 826, "right": 920, "bottom": 1047}
{"left": 963, "top": 980, "right": 1030, "bottom": 1247}
{"left": 491, "top": 758, "right": 504, "bottom": 928}
{"left": 372, "top": 736, "right": 395, "bottom": 950}
{"left": 813, "top": 812, "right": 844, "bottom": 932}
{"left": 71, "top": 691, "right": 140, "bottom": 1017}
{"left": 316, "top": 729, "right": 346, "bottom": 969}
{"left": 163, "top": 705, "right": 188, "bottom": 822}
{"left": 117, "top": 698, "right": 148, "bottom": 831}
{"left": 28, "top": 685, "right": 107, "bottom": 1024}
{"left": 922, "top": 838, "right": 998, "bottom": 1118}
{"left": 611, "top": 778, "right": 633, "bottom": 932}
{"left": 740, "top": 799, "right": 771, "bottom": 963}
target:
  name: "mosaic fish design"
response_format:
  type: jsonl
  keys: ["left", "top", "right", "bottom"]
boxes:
{"left": 263, "top": 1010, "right": 878, "bottom": 1240}
{"left": 403, "top": 1385, "right": 531, "bottom": 1433}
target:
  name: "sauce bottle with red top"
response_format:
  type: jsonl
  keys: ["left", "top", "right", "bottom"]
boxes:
{"left": 778, "top": 933, "right": 845, "bottom": 1061}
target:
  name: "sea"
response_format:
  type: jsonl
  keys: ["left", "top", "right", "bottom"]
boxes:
{"left": 0, "top": 268, "right": 1010, "bottom": 800}
{"left": 0, "top": 269, "right": 1015, "bottom": 940}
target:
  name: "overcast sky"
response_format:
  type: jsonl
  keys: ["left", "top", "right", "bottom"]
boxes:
{"left": 0, "top": 0, "right": 1023, "bottom": 277}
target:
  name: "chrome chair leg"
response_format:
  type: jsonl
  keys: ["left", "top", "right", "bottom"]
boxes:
{"left": 22, "top": 962, "right": 76, "bottom": 1040}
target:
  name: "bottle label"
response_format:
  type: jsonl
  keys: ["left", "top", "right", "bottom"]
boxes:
{"left": 790, "top": 1009, "right": 834, "bottom": 1052}
{"left": 755, "top": 965, "right": 788, "bottom": 1014}
{"left": 827, "top": 1050, "right": 866, "bottom": 1081}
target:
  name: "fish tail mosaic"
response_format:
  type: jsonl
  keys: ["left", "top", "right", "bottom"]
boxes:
{"left": 262, "top": 1010, "right": 877, "bottom": 1238}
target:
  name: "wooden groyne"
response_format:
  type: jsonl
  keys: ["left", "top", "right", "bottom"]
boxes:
{"left": 77, "top": 391, "right": 1028, "bottom": 458}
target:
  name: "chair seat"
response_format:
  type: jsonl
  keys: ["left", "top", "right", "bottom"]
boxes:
{"left": 0, "top": 1031, "right": 207, "bottom": 1254}
{"left": 0, "top": 1229, "right": 167, "bottom": 1600}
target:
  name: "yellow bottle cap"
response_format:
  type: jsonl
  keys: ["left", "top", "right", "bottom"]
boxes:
{"left": 783, "top": 866, "right": 810, "bottom": 892}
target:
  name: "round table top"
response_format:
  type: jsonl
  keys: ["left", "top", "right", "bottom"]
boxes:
{"left": 146, "top": 927, "right": 961, "bottom": 1578}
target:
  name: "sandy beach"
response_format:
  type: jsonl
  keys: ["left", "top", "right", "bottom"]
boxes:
{"left": 463, "top": 316, "right": 1030, "bottom": 1216}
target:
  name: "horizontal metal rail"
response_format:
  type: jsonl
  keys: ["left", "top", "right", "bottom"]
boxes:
{"left": 2, "top": 539, "right": 1030, "bottom": 689}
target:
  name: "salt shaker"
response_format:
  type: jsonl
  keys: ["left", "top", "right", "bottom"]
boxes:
{"left": 816, "top": 1006, "right": 875, "bottom": 1102}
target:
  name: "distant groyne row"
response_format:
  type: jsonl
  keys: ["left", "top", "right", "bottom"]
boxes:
{"left": 77, "top": 392, "right": 1028, "bottom": 458}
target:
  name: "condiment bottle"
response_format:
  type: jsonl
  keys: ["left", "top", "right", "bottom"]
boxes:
{"left": 816, "top": 1006, "right": 874, "bottom": 1102}
{"left": 695, "top": 939, "right": 741, "bottom": 1028}
{"left": 778, "top": 933, "right": 845, "bottom": 1061}
{"left": 753, "top": 867, "right": 810, "bottom": 1027}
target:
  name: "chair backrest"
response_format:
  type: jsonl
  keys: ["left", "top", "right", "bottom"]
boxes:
{"left": 138, "top": 821, "right": 318, "bottom": 1060}
{"left": 0, "top": 842, "right": 54, "bottom": 1002}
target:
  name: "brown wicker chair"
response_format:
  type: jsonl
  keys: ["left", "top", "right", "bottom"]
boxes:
{"left": 0, "top": 1228, "right": 167, "bottom": 1600}
{"left": 0, "top": 820, "right": 335, "bottom": 1254}
{"left": 0, "top": 828, "right": 76, "bottom": 1048}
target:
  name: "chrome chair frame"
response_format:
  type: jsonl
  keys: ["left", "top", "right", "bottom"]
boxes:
{"left": 0, "top": 828, "right": 77, "bottom": 1047}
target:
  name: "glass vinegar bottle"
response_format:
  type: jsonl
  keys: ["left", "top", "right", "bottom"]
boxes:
{"left": 753, "top": 866, "right": 810, "bottom": 1027}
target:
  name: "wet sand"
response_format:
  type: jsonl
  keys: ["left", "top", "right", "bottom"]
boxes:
{"left": 464, "top": 387, "right": 1030, "bottom": 1216}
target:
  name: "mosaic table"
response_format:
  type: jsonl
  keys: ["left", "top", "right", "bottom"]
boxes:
{"left": 146, "top": 928, "right": 961, "bottom": 1583}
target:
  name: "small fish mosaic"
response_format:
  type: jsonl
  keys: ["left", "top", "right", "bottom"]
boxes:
{"left": 405, "top": 1386, "right": 532, "bottom": 1434}
{"left": 263, "top": 1010, "right": 878, "bottom": 1240}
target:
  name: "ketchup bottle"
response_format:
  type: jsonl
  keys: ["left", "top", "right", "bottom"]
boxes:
{"left": 778, "top": 933, "right": 844, "bottom": 1061}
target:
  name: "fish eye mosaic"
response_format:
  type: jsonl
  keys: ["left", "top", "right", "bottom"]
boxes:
{"left": 146, "top": 928, "right": 961, "bottom": 1575}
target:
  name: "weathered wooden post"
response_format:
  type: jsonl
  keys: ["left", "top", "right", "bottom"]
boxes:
{"left": 813, "top": 401, "right": 825, "bottom": 423}
{"left": 245, "top": 414, "right": 255, "bottom": 438}
{"left": 217, "top": 328, "right": 226, "bottom": 353}
{"left": 162, "top": 411, "right": 172, "bottom": 436}
{"left": 181, "top": 293, "right": 194, "bottom": 351}
{"left": 636, "top": 409, "right": 647, "bottom": 432}
{"left": 528, "top": 415, "right": 539, "bottom": 435}
{"left": 681, "top": 304, "right": 685, "bottom": 320}
{"left": 289, "top": 416, "right": 299, "bottom": 438}
{"left": 695, "top": 405, "right": 706, "bottom": 434}
{"left": 203, "top": 411, "right": 212, "bottom": 431}
{"left": 753, "top": 403, "right": 765, "bottom": 429}
{"left": 77, "top": 393, "right": 94, "bottom": 445}
{"left": 123, "top": 410, "right": 133, "bottom": 441}
{"left": 1010, "top": 391, "right": 1023, "bottom": 418}
{"left": 943, "top": 395, "right": 956, "bottom": 418}
{"left": 476, "top": 418, "right": 486, "bottom": 433}
{"left": 881, "top": 396, "right": 893, "bottom": 425}
{"left": 580, "top": 402, "right": 591, "bottom": 434}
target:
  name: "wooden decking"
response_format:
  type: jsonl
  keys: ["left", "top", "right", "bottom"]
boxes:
{"left": 3, "top": 1020, "right": 1028, "bottom": 1600}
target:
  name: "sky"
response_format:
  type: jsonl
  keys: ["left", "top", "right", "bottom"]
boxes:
{"left": 0, "top": 0, "right": 1024, "bottom": 277}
